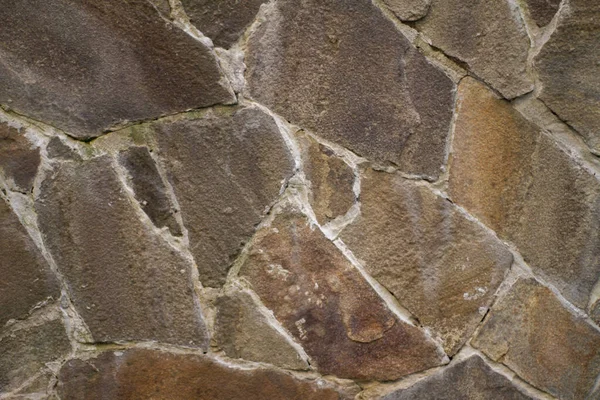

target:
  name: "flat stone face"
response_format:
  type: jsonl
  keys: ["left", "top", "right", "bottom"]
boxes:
{"left": 214, "top": 290, "right": 308, "bottom": 370}
{"left": 340, "top": 168, "right": 512, "bottom": 355}
{"left": 535, "top": 0, "right": 600, "bottom": 153}
{"left": 525, "top": 0, "right": 560, "bottom": 26}
{"left": 472, "top": 278, "right": 600, "bottom": 400}
{"left": 0, "top": 122, "right": 40, "bottom": 193}
{"left": 382, "top": 356, "right": 533, "bottom": 400}
{"left": 181, "top": 0, "right": 266, "bottom": 48}
{"left": 382, "top": 0, "right": 431, "bottom": 21}
{"left": 246, "top": 0, "right": 455, "bottom": 179}
{"left": 449, "top": 78, "right": 600, "bottom": 309}
{"left": 0, "top": 197, "right": 59, "bottom": 328}
{"left": 57, "top": 349, "right": 349, "bottom": 400}
{"left": 35, "top": 156, "right": 208, "bottom": 347}
{"left": 46, "top": 137, "right": 80, "bottom": 161}
{"left": 153, "top": 107, "right": 294, "bottom": 287}
{"left": 239, "top": 209, "right": 444, "bottom": 381}
{"left": 414, "top": 0, "right": 532, "bottom": 99}
{"left": 0, "top": 0, "right": 233, "bottom": 140}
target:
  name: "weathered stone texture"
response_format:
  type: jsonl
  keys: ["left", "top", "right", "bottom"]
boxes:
{"left": 449, "top": 78, "right": 600, "bottom": 309}
{"left": 472, "top": 278, "right": 600, "bottom": 400}
{"left": 526, "top": 0, "right": 560, "bottom": 26}
{"left": 414, "top": 0, "right": 532, "bottom": 99}
{"left": 535, "top": 0, "right": 600, "bottom": 153}
{"left": 240, "top": 209, "right": 444, "bottom": 381}
{"left": 246, "top": 0, "right": 455, "bottom": 179}
{"left": 0, "top": 0, "right": 233, "bottom": 139}
{"left": 57, "top": 349, "right": 349, "bottom": 400}
{"left": 35, "top": 156, "right": 208, "bottom": 346}
{"left": 340, "top": 168, "right": 512, "bottom": 355}
{"left": 0, "top": 122, "right": 40, "bottom": 193}
{"left": 382, "top": 356, "right": 533, "bottom": 400}
{"left": 153, "top": 107, "right": 294, "bottom": 287}
{"left": 46, "top": 137, "right": 80, "bottom": 161}
{"left": 382, "top": 0, "right": 431, "bottom": 21}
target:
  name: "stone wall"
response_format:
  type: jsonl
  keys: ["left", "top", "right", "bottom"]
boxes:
{"left": 1, "top": 0, "right": 599, "bottom": 399}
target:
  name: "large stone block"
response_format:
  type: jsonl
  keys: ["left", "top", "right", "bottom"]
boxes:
{"left": 0, "top": 122, "right": 40, "bottom": 193}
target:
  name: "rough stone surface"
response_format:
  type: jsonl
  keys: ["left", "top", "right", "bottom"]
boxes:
{"left": 472, "top": 278, "right": 600, "bottom": 400}
{"left": 382, "top": 0, "right": 432, "bottom": 21}
{"left": 449, "top": 78, "right": 600, "bottom": 309}
{"left": 382, "top": 355, "right": 533, "bottom": 400}
{"left": 153, "top": 107, "right": 294, "bottom": 287}
{"left": 35, "top": 156, "right": 208, "bottom": 346}
{"left": 0, "top": 0, "right": 233, "bottom": 139}
{"left": 0, "top": 197, "right": 59, "bottom": 328}
{"left": 46, "top": 137, "right": 80, "bottom": 161}
{"left": 414, "top": 0, "right": 532, "bottom": 99}
{"left": 246, "top": 0, "right": 455, "bottom": 179}
{"left": 535, "top": 0, "right": 600, "bottom": 153}
{"left": 591, "top": 300, "right": 600, "bottom": 327}
{"left": 341, "top": 168, "right": 512, "bottom": 355}
{"left": 57, "top": 349, "right": 350, "bottom": 400}
{"left": 118, "top": 146, "right": 182, "bottom": 236}
{"left": 526, "top": 0, "right": 560, "bottom": 26}
{"left": 213, "top": 290, "right": 308, "bottom": 370}
{"left": 181, "top": 0, "right": 266, "bottom": 48}
{"left": 0, "top": 122, "right": 40, "bottom": 193}
{"left": 240, "top": 209, "right": 445, "bottom": 381}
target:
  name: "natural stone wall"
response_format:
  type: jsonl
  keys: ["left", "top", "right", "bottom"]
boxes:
{"left": 0, "top": 0, "right": 598, "bottom": 399}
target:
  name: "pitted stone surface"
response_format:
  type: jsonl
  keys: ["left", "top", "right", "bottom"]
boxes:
{"left": 0, "top": 122, "right": 40, "bottom": 193}
{"left": 472, "top": 278, "right": 600, "bottom": 400}
{"left": 340, "top": 168, "right": 512, "bottom": 355}
{"left": 525, "top": 0, "right": 560, "bottom": 26}
{"left": 382, "top": 0, "right": 431, "bottom": 21}
{"left": 246, "top": 0, "right": 455, "bottom": 179}
{"left": 35, "top": 156, "right": 208, "bottom": 346}
{"left": 0, "top": 0, "right": 233, "bottom": 139}
{"left": 240, "top": 209, "right": 445, "bottom": 381}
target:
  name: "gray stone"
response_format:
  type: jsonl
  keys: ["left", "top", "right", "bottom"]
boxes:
{"left": 382, "top": 0, "right": 431, "bottom": 21}
{"left": 35, "top": 156, "right": 208, "bottom": 347}
{"left": 414, "top": 0, "right": 532, "bottom": 98}
{"left": 246, "top": 0, "right": 455, "bottom": 179}
{"left": 591, "top": 300, "right": 600, "bottom": 327}
{"left": 0, "top": 122, "right": 40, "bottom": 193}
{"left": 46, "top": 137, "right": 81, "bottom": 161}
{"left": 0, "top": 0, "right": 233, "bottom": 140}
{"left": 525, "top": 0, "right": 560, "bottom": 26}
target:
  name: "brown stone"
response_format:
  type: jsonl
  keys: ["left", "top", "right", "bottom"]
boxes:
{"left": 472, "top": 278, "right": 600, "bottom": 400}
{"left": 0, "top": 122, "right": 40, "bottom": 193}
{"left": 414, "top": 0, "right": 532, "bottom": 99}
{"left": 118, "top": 146, "right": 182, "bottom": 236}
{"left": 382, "top": 0, "right": 431, "bottom": 21}
{"left": 525, "top": 0, "right": 560, "bottom": 26}
{"left": 57, "top": 349, "right": 350, "bottom": 400}
{"left": 46, "top": 137, "right": 81, "bottom": 161}
{"left": 239, "top": 209, "right": 445, "bottom": 381}
{"left": 0, "top": 0, "right": 233, "bottom": 140}
{"left": 35, "top": 156, "right": 208, "bottom": 346}
{"left": 152, "top": 107, "right": 294, "bottom": 287}
{"left": 340, "top": 168, "right": 512, "bottom": 355}
{"left": 181, "top": 0, "right": 266, "bottom": 48}
{"left": 534, "top": 0, "right": 600, "bottom": 153}
{"left": 382, "top": 355, "right": 534, "bottom": 400}
{"left": 246, "top": 0, "right": 455, "bottom": 179}
{"left": 214, "top": 289, "right": 308, "bottom": 370}
{"left": 448, "top": 78, "right": 600, "bottom": 309}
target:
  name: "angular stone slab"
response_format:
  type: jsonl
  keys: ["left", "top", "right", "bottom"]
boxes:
{"left": 414, "top": 0, "right": 532, "bottom": 99}
{"left": 472, "top": 278, "right": 600, "bottom": 400}
{"left": 239, "top": 209, "right": 445, "bottom": 381}
{"left": 246, "top": 0, "right": 455, "bottom": 179}
{"left": 0, "top": 122, "right": 40, "bottom": 193}
{"left": 525, "top": 0, "right": 560, "bottom": 26}
{"left": 181, "top": 0, "right": 266, "bottom": 48}
{"left": 0, "top": 0, "right": 233, "bottom": 140}
{"left": 340, "top": 168, "right": 512, "bottom": 355}
{"left": 382, "top": 0, "right": 431, "bottom": 21}
{"left": 46, "top": 137, "right": 81, "bottom": 161}
{"left": 0, "top": 197, "right": 59, "bottom": 328}
{"left": 382, "top": 355, "right": 534, "bottom": 400}
{"left": 152, "top": 107, "right": 294, "bottom": 287}
{"left": 35, "top": 156, "right": 208, "bottom": 347}
{"left": 448, "top": 78, "right": 600, "bottom": 309}
{"left": 535, "top": 0, "right": 600, "bottom": 153}
{"left": 57, "top": 349, "right": 350, "bottom": 400}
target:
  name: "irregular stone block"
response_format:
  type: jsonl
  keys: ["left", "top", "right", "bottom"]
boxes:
{"left": 472, "top": 278, "right": 600, "bottom": 400}
{"left": 118, "top": 146, "right": 182, "bottom": 236}
{"left": 0, "top": 197, "right": 59, "bottom": 327}
{"left": 448, "top": 78, "right": 600, "bottom": 309}
{"left": 414, "top": 0, "right": 532, "bottom": 98}
{"left": 46, "top": 137, "right": 81, "bottom": 161}
{"left": 525, "top": 0, "right": 560, "bottom": 26}
{"left": 340, "top": 168, "right": 512, "bottom": 355}
{"left": 57, "top": 349, "right": 350, "bottom": 400}
{"left": 214, "top": 289, "right": 308, "bottom": 370}
{"left": 382, "top": 0, "right": 431, "bottom": 21}
{"left": 0, "top": 0, "right": 233, "bottom": 140}
{"left": 246, "top": 0, "right": 455, "bottom": 179}
{"left": 0, "top": 122, "right": 40, "bottom": 193}
{"left": 535, "top": 0, "right": 600, "bottom": 153}
{"left": 382, "top": 355, "right": 534, "bottom": 400}
{"left": 152, "top": 107, "right": 294, "bottom": 287}
{"left": 181, "top": 0, "right": 266, "bottom": 48}
{"left": 239, "top": 209, "right": 445, "bottom": 381}
{"left": 591, "top": 300, "right": 600, "bottom": 326}
{"left": 35, "top": 156, "right": 208, "bottom": 347}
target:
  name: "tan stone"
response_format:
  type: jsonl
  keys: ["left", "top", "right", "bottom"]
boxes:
{"left": 0, "top": 122, "right": 40, "bottom": 193}
{"left": 382, "top": 0, "right": 431, "bottom": 21}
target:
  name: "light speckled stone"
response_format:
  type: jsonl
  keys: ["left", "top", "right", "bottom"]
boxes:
{"left": 0, "top": 122, "right": 39, "bottom": 193}
{"left": 382, "top": 0, "right": 431, "bottom": 21}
